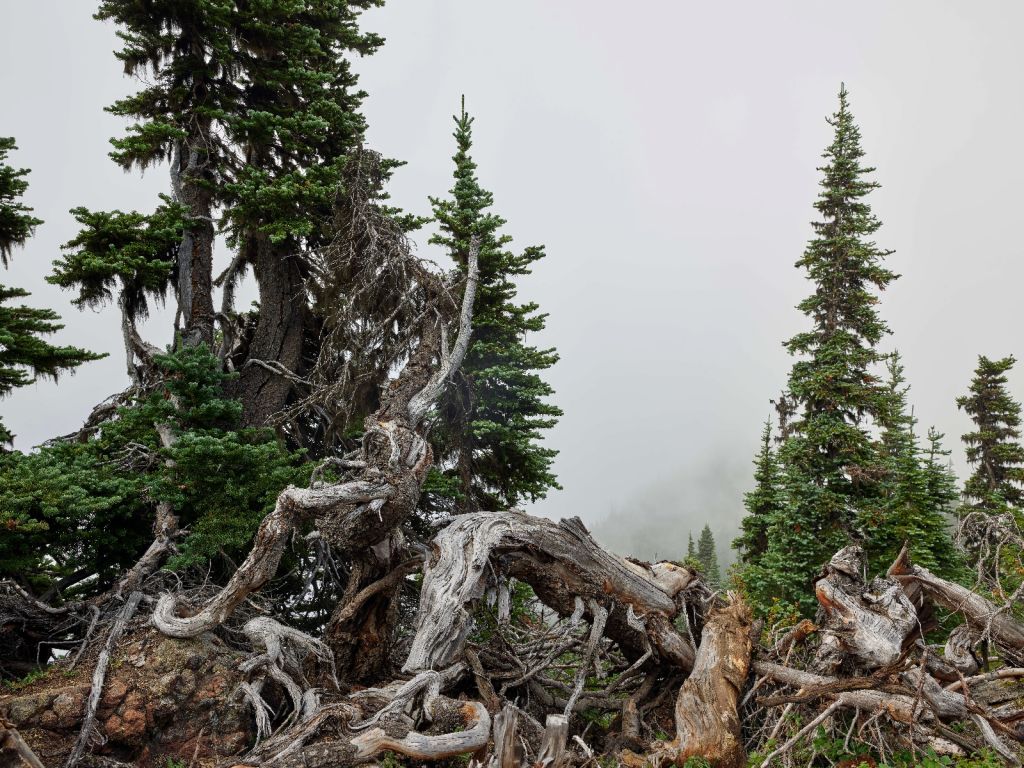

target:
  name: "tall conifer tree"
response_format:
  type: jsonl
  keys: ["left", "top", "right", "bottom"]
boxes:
{"left": 0, "top": 138, "right": 101, "bottom": 444}
{"left": 58, "top": 1, "right": 383, "bottom": 426}
{"left": 757, "top": 85, "right": 896, "bottom": 613}
{"left": 426, "top": 101, "right": 561, "bottom": 512}
{"left": 957, "top": 355, "right": 1024, "bottom": 513}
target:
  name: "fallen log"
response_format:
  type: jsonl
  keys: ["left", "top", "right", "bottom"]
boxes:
{"left": 890, "top": 546, "right": 1024, "bottom": 659}
{"left": 673, "top": 596, "right": 753, "bottom": 768}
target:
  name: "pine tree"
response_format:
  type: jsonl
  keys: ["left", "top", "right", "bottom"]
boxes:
{"left": 425, "top": 101, "right": 562, "bottom": 512}
{"left": 687, "top": 532, "right": 696, "bottom": 560}
{"left": 957, "top": 356, "right": 1024, "bottom": 513}
{"left": 734, "top": 421, "right": 787, "bottom": 568}
{"left": 0, "top": 138, "right": 102, "bottom": 444}
{"left": 863, "top": 353, "right": 959, "bottom": 577}
{"left": 696, "top": 524, "right": 721, "bottom": 587}
{"left": 757, "top": 85, "right": 896, "bottom": 614}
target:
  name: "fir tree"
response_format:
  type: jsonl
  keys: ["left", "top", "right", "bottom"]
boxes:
{"left": 71, "top": 2, "right": 383, "bottom": 425}
{"left": 757, "top": 85, "right": 896, "bottom": 613}
{"left": 957, "top": 356, "right": 1024, "bottom": 513}
{"left": 734, "top": 421, "right": 787, "bottom": 568}
{"left": 0, "top": 138, "right": 102, "bottom": 444}
{"left": 696, "top": 524, "right": 721, "bottom": 587}
{"left": 425, "top": 101, "right": 562, "bottom": 512}
{"left": 863, "top": 353, "right": 959, "bottom": 577}
{"left": 687, "top": 532, "right": 696, "bottom": 560}
{"left": 0, "top": 346, "right": 308, "bottom": 594}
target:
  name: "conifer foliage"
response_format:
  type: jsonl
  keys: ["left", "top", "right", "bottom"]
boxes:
{"left": 0, "top": 138, "right": 102, "bottom": 445}
{"left": 957, "top": 356, "right": 1024, "bottom": 513}
{"left": 734, "top": 421, "right": 786, "bottom": 568}
{"left": 864, "top": 352, "right": 960, "bottom": 578}
{"left": 425, "top": 101, "right": 562, "bottom": 512}
{"left": 696, "top": 524, "right": 721, "bottom": 587}
{"left": 739, "top": 86, "right": 898, "bottom": 614}
{"left": 957, "top": 355, "right": 1024, "bottom": 575}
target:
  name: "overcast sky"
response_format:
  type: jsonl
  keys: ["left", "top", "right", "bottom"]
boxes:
{"left": 3, "top": 2, "right": 1024, "bottom": 565}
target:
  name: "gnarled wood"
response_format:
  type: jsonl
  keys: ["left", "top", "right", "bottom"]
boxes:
{"left": 403, "top": 510, "right": 696, "bottom": 674}
{"left": 815, "top": 545, "right": 917, "bottom": 671}
{"left": 890, "top": 546, "right": 1024, "bottom": 657}
{"left": 350, "top": 698, "right": 491, "bottom": 761}
{"left": 673, "top": 596, "right": 753, "bottom": 768}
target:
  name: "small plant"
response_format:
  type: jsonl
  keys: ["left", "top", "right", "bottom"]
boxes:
{"left": 2, "top": 666, "right": 49, "bottom": 691}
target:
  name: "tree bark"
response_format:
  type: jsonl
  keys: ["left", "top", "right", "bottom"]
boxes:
{"left": 233, "top": 232, "right": 309, "bottom": 427}
{"left": 171, "top": 136, "right": 216, "bottom": 349}
{"left": 403, "top": 510, "right": 697, "bottom": 674}
{"left": 673, "top": 597, "right": 753, "bottom": 768}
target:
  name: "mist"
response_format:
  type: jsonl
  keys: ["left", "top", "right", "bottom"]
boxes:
{"left": 4, "top": 1, "right": 1024, "bottom": 558}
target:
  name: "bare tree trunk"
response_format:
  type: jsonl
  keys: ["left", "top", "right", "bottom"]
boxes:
{"left": 171, "top": 135, "right": 215, "bottom": 349}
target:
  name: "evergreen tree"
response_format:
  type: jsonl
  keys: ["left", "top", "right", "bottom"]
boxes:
{"left": 734, "top": 421, "right": 787, "bottom": 568}
{"left": 0, "top": 138, "right": 102, "bottom": 444}
{"left": 957, "top": 356, "right": 1024, "bottom": 513}
{"left": 696, "top": 524, "right": 721, "bottom": 587}
{"left": 757, "top": 85, "right": 896, "bottom": 614}
{"left": 425, "top": 101, "right": 561, "bottom": 512}
{"left": 687, "top": 531, "right": 696, "bottom": 560}
{"left": 0, "top": 347, "right": 308, "bottom": 595}
{"left": 66, "top": 2, "right": 384, "bottom": 426}
{"left": 863, "top": 353, "right": 959, "bottom": 577}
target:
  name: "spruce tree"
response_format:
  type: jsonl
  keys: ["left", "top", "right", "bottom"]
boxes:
{"left": 0, "top": 138, "right": 102, "bottom": 444}
{"left": 957, "top": 356, "right": 1024, "bottom": 513}
{"left": 425, "top": 101, "right": 561, "bottom": 512}
{"left": 757, "top": 85, "right": 896, "bottom": 613}
{"left": 696, "top": 524, "right": 721, "bottom": 587}
{"left": 734, "top": 421, "right": 787, "bottom": 568}
{"left": 863, "top": 353, "right": 959, "bottom": 577}
{"left": 687, "top": 532, "right": 696, "bottom": 560}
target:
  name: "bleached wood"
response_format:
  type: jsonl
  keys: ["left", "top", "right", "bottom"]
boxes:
{"left": 403, "top": 510, "right": 695, "bottom": 673}
{"left": 673, "top": 596, "right": 753, "bottom": 768}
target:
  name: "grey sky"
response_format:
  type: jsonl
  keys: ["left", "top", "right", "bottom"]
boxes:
{"left": 3, "top": 1, "right": 1024, "bottom": 565}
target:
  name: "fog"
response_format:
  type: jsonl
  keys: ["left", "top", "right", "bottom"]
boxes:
{"left": 4, "top": 1, "right": 1024, "bottom": 566}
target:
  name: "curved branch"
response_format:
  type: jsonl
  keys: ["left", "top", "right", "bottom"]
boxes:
{"left": 407, "top": 236, "right": 480, "bottom": 425}
{"left": 350, "top": 699, "right": 491, "bottom": 762}
{"left": 152, "top": 481, "right": 391, "bottom": 637}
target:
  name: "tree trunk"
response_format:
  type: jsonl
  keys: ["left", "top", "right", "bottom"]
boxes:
{"left": 234, "top": 232, "right": 308, "bottom": 427}
{"left": 673, "top": 597, "right": 753, "bottom": 768}
{"left": 171, "top": 135, "right": 215, "bottom": 349}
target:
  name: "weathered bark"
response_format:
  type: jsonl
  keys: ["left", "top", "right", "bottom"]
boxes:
{"left": 153, "top": 241, "right": 481, "bottom": 688}
{"left": 672, "top": 597, "right": 753, "bottom": 768}
{"left": 814, "top": 545, "right": 917, "bottom": 672}
{"left": 170, "top": 136, "right": 215, "bottom": 349}
{"left": 403, "top": 510, "right": 697, "bottom": 674}
{"left": 233, "top": 231, "right": 309, "bottom": 427}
